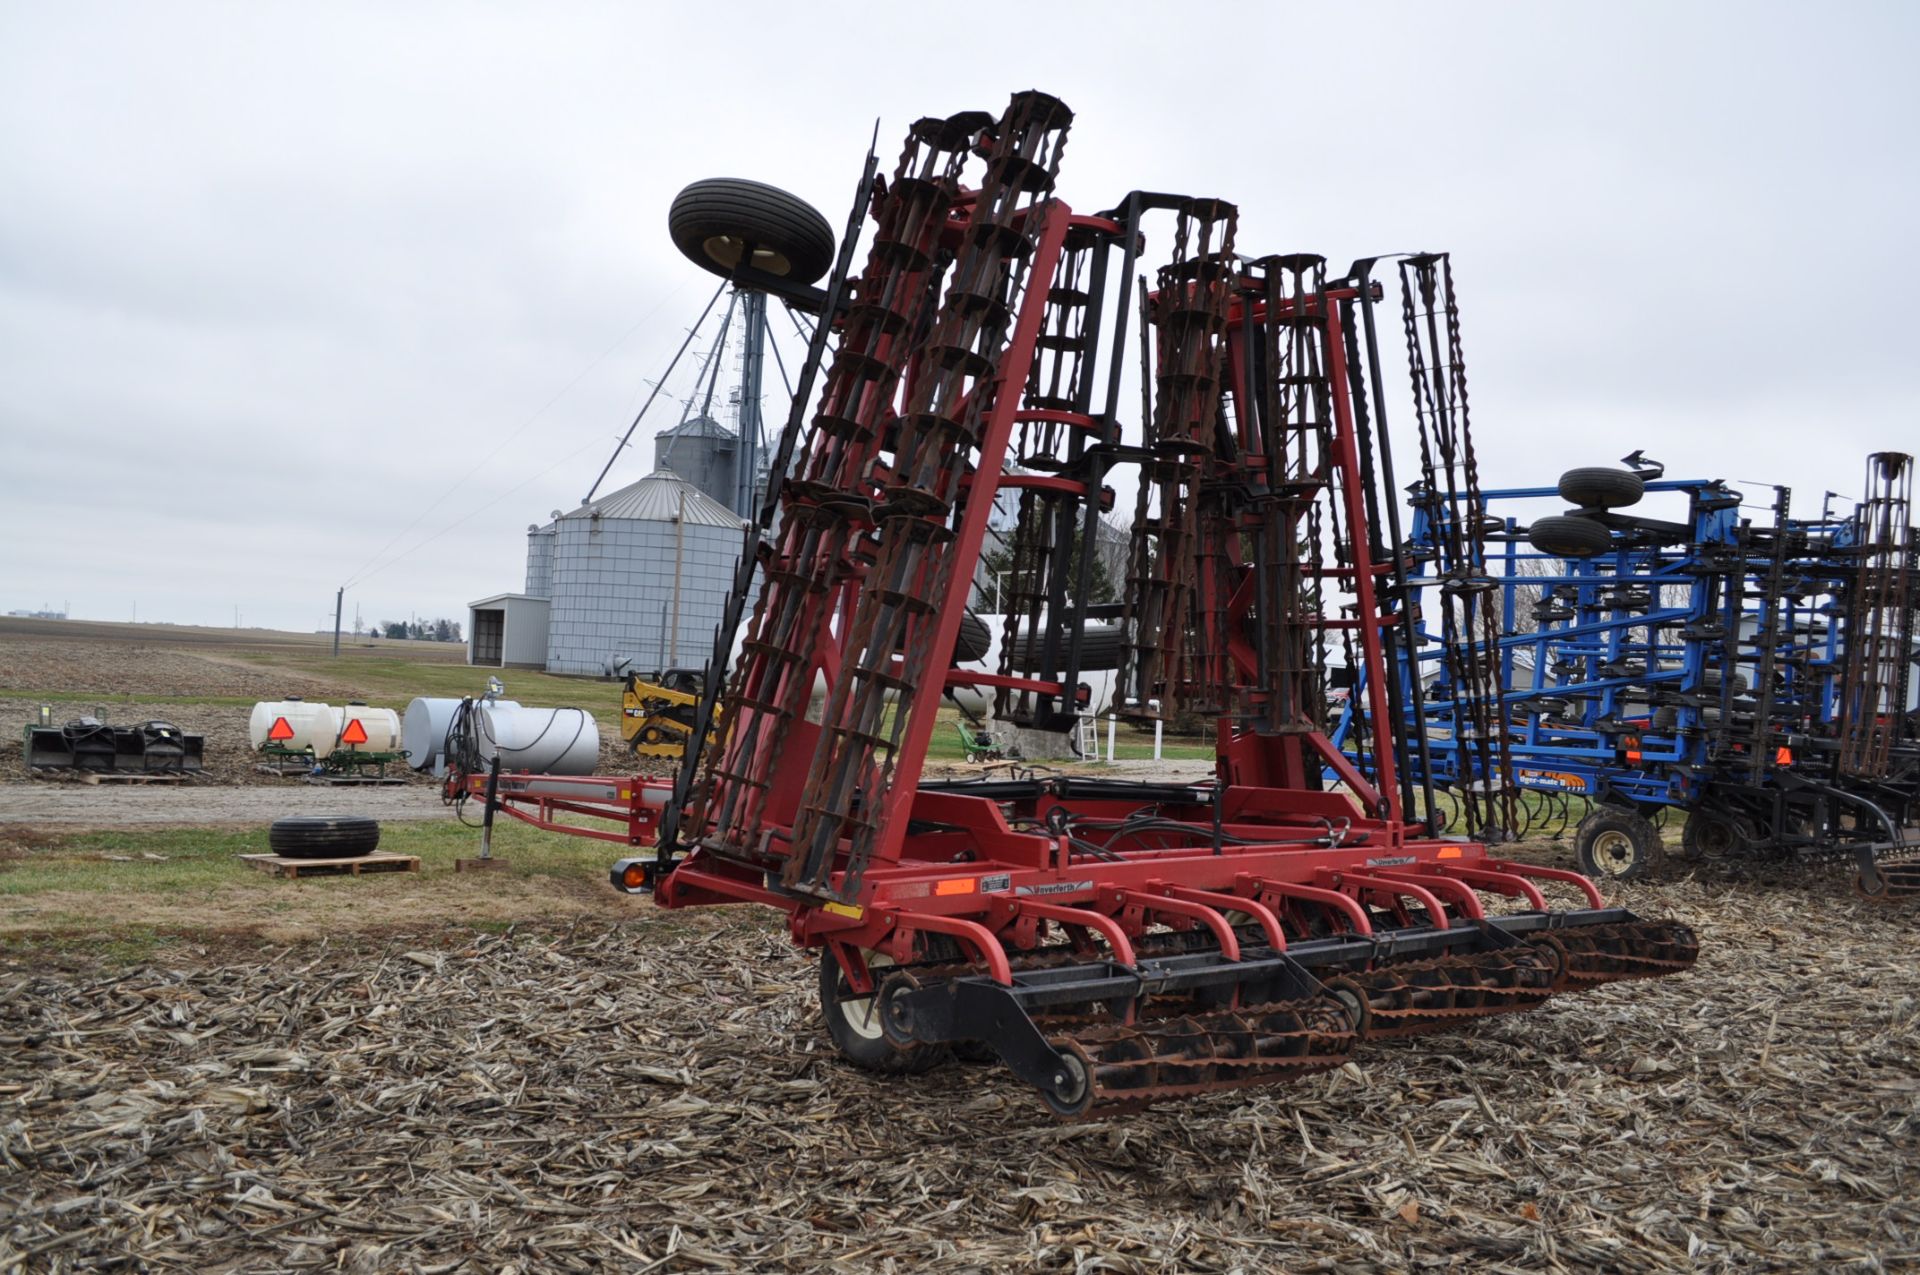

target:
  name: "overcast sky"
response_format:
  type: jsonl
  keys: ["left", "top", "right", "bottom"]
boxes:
{"left": 3, "top": 2, "right": 1915, "bottom": 633}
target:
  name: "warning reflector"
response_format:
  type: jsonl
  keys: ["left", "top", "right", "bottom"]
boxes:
{"left": 267, "top": 716, "right": 295, "bottom": 742}
{"left": 341, "top": 718, "right": 369, "bottom": 746}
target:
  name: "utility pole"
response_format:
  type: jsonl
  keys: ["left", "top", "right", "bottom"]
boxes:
{"left": 669, "top": 489, "right": 687, "bottom": 664}
{"left": 332, "top": 587, "right": 344, "bottom": 657}
{"left": 736, "top": 290, "right": 767, "bottom": 518}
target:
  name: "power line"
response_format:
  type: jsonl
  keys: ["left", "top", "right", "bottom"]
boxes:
{"left": 343, "top": 276, "right": 694, "bottom": 588}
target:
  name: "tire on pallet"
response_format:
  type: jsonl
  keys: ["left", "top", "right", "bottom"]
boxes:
{"left": 268, "top": 815, "right": 380, "bottom": 860}
{"left": 669, "top": 178, "right": 835, "bottom": 285}
{"left": 1558, "top": 467, "right": 1645, "bottom": 509}
{"left": 818, "top": 949, "right": 949, "bottom": 1075}
{"left": 1528, "top": 514, "right": 1613, "bottom": 559}
{"left": 1574, "top": 807, "right": 1660, "bottom": 881}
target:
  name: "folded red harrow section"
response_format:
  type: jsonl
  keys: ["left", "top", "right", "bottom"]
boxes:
{"left": 468, "top": 92, "right": 1698, "bottom": 1116}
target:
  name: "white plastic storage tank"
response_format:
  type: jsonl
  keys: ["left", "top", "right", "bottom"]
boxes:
{"left": 328, "top": 702, "right": 402, "bottom": 754}
{"left": 248, "top": 698, "right": 337, "bottom": 753}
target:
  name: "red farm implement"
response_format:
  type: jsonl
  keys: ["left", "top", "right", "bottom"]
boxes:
{"left": 459, "top": 91, "right": 1698, "bottom": 1117}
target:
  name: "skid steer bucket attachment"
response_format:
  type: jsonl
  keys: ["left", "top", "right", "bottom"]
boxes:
{"left": 24, "top": 717, "right": 204, "bottom": 776}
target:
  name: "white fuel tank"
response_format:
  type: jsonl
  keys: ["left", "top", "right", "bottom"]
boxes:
{"left": 403, "top": 696, "right": 522, "bottom": 771}
{"left": 475, "top": 703, "right": 599, "bottom": 775}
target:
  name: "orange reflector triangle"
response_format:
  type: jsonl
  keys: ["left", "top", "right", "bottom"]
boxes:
{"left": 1775, "top": 746, "right": 1793, "bottom": 764}
{"left": 267, "top": 716, "right": 295, "bottom": 741}
{"left": 341, "top": 718, "right": 369, "bottom": 745}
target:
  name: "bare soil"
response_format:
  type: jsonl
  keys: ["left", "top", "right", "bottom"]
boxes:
{"left": 0, "top": 626, "right": 639, "bottom": 789}
{"left": 2, "top": 867, "right": 1916, "bottom": 1272}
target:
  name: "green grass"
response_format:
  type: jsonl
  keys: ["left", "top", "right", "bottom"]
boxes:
{"left": 230, "top": 650, "right": 607, "bottom": 711}
{"left": 0, "top": 819, "right": 616, "bottom": 900}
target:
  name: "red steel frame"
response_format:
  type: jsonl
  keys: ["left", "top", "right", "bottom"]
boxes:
{"left": 464, "top": 189, "right": 1610, "bottom": 1001}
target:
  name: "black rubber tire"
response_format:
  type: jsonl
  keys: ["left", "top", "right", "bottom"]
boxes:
{"left": 669, "top": 178, "right": 835, "bottom": 285}
{"left": 268, "top": 816, "right": 379, "bottom": 860}
{"left": 818, "top": 949, "right": 949, "bottom": 1075}
{"left": 1681, "top": 810, "right": 1746, "bottom": 861}
{"left": 1651, "top": 706, "right": 1678, "bottom": 731}
{"left": 1701, "top": 667, "right": 1748, "bottom": 694}
{"left": 1006, "top": 622, "right": 1124, "bottom": 672}
{"left": 1528, "top": 515, "right": 1613, "bottom": 558}
{"left": 1574, "top": 807, "right": 1660, "bottom": 881}
{"left": 1558, "top": 467, "right": 1646, "bottom": 510}
{"left": 953, "top": 610, "right": 992, "bottom": 664}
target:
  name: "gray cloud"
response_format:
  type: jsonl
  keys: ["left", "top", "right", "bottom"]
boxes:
{"left": 2, "top": 1, "right": 1914, "bottom": 630}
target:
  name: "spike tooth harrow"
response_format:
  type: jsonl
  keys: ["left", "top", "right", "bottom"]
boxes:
{"left": 466, "top": 91, "right": 1701, "bottom": 1117}
{"left": 1048, "top": 997, "right": 1356, "bottom": 1120}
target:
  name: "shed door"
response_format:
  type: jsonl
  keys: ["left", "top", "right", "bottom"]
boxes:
{"left": 473, "top": 609, "right": 505, "bottom": 666}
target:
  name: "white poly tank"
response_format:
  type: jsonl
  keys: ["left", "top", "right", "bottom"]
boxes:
{"left": 476, "top": 703, "right": 599, "bottom": 775}
{"left": 248, "top": 698, "right": 337, "bottom": 753}
{"left": 402, "top": 696, "right": 522, "bottom": 771}
{"left": 327, "top": 702, "right": 402, "bottom": 754}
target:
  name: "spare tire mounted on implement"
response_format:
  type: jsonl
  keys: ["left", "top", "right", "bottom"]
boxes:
{"left": 669, "top": 178, "right": 835, "bottom": 285}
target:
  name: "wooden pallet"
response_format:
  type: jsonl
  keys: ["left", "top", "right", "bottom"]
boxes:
{"left": 301, "top": 775, "right": 407, "bottom": 787}
{"left": 239, "top": 852, "right": 421, "bottom": 879}
{"left": 75, "top": 772, "right": 192, "bottom": 786}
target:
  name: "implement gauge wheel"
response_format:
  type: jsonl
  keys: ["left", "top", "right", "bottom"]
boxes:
{"left": 818, "top": 949, "right": 949, "bottom": 1075}
{"left": 1558, "top": 466, "right": 1646, "bottom": 509}
{"left": 1574, "top": 807, "right": 1660, "bottom": 881}
{"left": 1681, "top": 809, "right": 1748, "bottom": 861}
{"left": 1528, "top": 515, "right": 1613, "bottom": 559}
{"left": 669, "top": 178, "right": 835, "bottom": 285}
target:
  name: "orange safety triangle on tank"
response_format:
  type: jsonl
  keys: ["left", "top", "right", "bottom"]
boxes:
{"left": 341, "top": 718, "right": 369, "bottom": 746}
{"left": 267, "top": 716, "right": 296, "bottom": 741}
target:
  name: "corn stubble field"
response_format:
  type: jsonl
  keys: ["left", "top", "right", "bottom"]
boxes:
{"left": 2, "top": 620, "right": 1917, "bottom": 1272}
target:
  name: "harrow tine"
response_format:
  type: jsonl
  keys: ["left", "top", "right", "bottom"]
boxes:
{"left": 1046, "top": 996, "right": 1354, "bottom": 1119}
{"left": 1528, "top": 920, "right": 1700, "bottom": 992}
{"left": 1322, "top": 945, "right": 1556, "bottom": 1040}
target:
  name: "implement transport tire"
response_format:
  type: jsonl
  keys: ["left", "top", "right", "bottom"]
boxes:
{"left": 953, "top": 610, "right": 993, "bottom": 664}
{"left": 818, "top": 948, "right": 949, "bottom": 1076}
{"left": 1528, "top": 515, "right": 1613, "bottom": 559}
{"left": 268, "top": 816, "right": 380, "bottom": 860}
{"left": 1574, "top": 807, "right": 1659, "bottom": 881}
{"left": 1700, "top": 667, "right": 1749, "bottom": 694}
{"left": 1558, "top": 467, "right": 1646, "bottom": 509}
{"left": 669, "top": 178, "right": 835, "bottom": 285}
